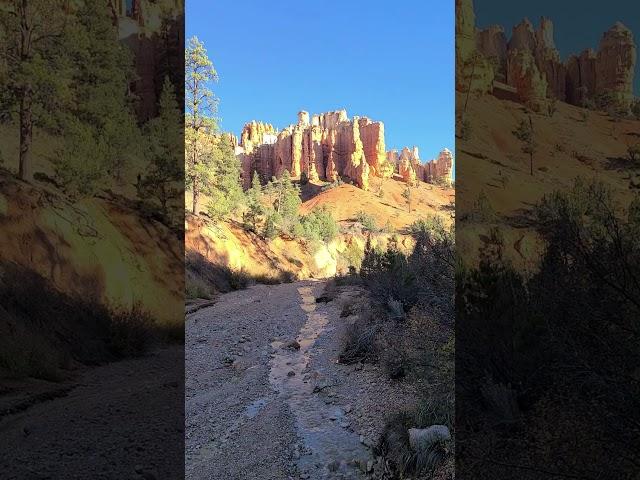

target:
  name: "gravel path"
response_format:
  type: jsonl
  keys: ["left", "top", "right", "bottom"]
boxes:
{"left": 0, "top": 346, "right": 184, "bottom": 479}
{"left": 186, "top": 280, "right": 417, "bottom": 480}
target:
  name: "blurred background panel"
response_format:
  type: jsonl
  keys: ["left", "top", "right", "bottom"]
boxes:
{"left": 456, "top": 0, "right": 640, "bottom": 478}
{"left": 0, "top": 1, "right": 185, "bottom": 478}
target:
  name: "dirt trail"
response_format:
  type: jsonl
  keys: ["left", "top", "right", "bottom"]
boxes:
{"left": 185, "top": 281, "right": 374, "bottom": 480}
{"left": 0, "top": 346, "right": 184, "bottom": 479}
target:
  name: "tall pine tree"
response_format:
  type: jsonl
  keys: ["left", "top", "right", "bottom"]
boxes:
{"left": 138, "top": 77, "right": 183, "bottom": 224}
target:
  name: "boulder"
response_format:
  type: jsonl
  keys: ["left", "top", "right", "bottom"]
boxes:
{"left": 408, "top": 425, "right": 451, "bottom": 451}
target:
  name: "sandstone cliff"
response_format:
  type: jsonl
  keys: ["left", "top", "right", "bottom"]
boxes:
{"left": 396, "top": 146, "right": 454, "bottom": 186}
{"left": 235, "top": 110, "right": 452, "bottom": 191}
{"left": 468, "top": 6, "right": 637, "bottom": 111}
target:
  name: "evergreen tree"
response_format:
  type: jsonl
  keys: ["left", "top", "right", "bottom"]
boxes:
{"left": 273, "top": 170, "right": 301, "bottom": 234}
{"left": 206, "top": 134, "right": 244, "bottom": 219}
{"left": 402, "top": 185, "right": 413, "bottom": 213}
{"left": 185, "top": 36, "right": 218, "bottom": 215}
{"left": 0, "top": 0, "right": 70, "bottom": 180}
{"left": 512, "top": 116, "right": 536, "bottom": 176}
{"left": 53, "top": 1, "right": 140, "bottom": 196}
{"left": 138, "top": 77, "right": 183, "bottom": 223}
{"left": 243, "top": 171, "right": 264, "bottom": 233}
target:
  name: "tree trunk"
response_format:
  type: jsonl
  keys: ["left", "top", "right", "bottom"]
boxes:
{"left": 18, "top": 86, "right": 33, "bottom": 180}
{"left": 192, "top": 179, "right": 199, "bottom": 215}
{"left": 529, "top": 115, "right": 534, "bottom": 176}
{"left": 18, "top": 0, "right": 33, "bottom": 181}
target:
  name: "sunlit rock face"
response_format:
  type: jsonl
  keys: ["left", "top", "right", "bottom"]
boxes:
{"left": 236, "top": 110, "right": 384, "bottom": 191}
{"left": 425, "top": 149, "right": 454, "bottom": 186}
{"left": 456, "top": 0, "right": 495, "bottom": 95}
{"left": 237, "top": 110, "right": 453, "bottom": 190}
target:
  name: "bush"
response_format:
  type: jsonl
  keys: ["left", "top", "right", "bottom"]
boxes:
{"left": 378, "top": 405, "right": 451, "bottom": 478}
{"left": 457, "top": 179, "right": 640, "bottom": 477}
{"left": 466, "top": 190, "right": 496, "bottom": 223}
{"left": 355, "top": 210, "right": 378, "bottom": 232}
{"left": 338, "top": 314, "right": 378, "bottom": 364}
{"left": 627, "top": 143, "right": 640, "bottom": 163}
{"left": 547, "top": 96, "right": 558, "bottom": 117}
{"left": 0, "top": 262, "right": 158, "bottom": 377}
{"left": 108, "top": 306, "right": 153, "bottom": 358}
{"left": 0, "top": 331, "right": 66, "bottom": 382}
{"left": 263, "top": 211, "right": 281, "bottom": 239}
{"left": 321, "top": 178, "right": 344, "bottom": 192}
{"left": 340, "top": 242, "right": 365, "bottom": 272}
{"left": 298, "top": 207, "right": 339, "bottom": 242}
{"left": 185, "top": 275, "right": 213, "bottom": 299}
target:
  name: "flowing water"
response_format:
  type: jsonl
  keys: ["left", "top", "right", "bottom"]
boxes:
{"left": 269, "top": 285, "right": 371, "bottom": 479}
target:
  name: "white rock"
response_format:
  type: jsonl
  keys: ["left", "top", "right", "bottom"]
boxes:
{"left": 408, "top": 425, "right": 451, "bottom": 451}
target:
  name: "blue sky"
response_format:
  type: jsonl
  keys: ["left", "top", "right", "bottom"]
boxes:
{"left": 475, "top": 0, "right": 640, "bottom": 95}
{"left": 186, "top": 0, "right": 454, "bottom": 163}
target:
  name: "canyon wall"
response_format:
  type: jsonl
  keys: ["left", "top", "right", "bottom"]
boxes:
{"left": 235, "top": 110, "right": 453, "bottom": 190}
{"left": 459, "top": 0, "right": 637, "bottom": 111}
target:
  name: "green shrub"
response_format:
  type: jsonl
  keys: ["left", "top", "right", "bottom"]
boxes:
{"left": 355, "top": 210, "right": 378, "bottom": 232}
{"left": 299, "top": 207, "right": 339, "bottom": 242}
{"left": 263, "top": 211, "right": 281, "bottom": 239}
{"left": 321, "top": 178, "right": 344, "bottom": 192}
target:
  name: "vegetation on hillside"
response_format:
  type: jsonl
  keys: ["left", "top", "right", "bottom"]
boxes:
{"left": 335, "top": 217, "right": 455, "bottom": 478}
{"left": 457, "top": 179, "right": 640, "bottom": 478}
{"left": 0, "top": 2, "right": 184, "bottom": 227}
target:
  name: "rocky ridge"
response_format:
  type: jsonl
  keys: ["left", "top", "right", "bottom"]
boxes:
{"left": 457, "top": 0, "right": 637, "bottom": 112}
{"left": 233, "top": 110, "right": 453, "bottom": 190}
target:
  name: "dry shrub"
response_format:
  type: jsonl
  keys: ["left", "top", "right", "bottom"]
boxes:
{"left": 0, "top": 262, "right": 158, "bottom": 380}
{"left": 338, "top": 314, "right": 378, "bottom": 365}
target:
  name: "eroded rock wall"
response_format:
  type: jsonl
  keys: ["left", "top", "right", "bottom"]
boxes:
{"left": 236, "top": 110, "right": 385, "bottom": 190}
{"left": 472, "top": 9, "right": 637, "bottom": 111}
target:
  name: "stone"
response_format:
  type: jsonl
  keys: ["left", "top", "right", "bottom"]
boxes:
{"left": 468, "top": 7, "right": 637, "bottom": 111}
{"left": 398, "top": 147, "right": 417, "bottom": 184}
{"left": 506, "top": 48, "right": 548, "bottom": 112}
{"left": 234, "top": 109, "right": 392, "bottom": 192}
{"left": 533, "top": 17, "right": 566, "bottom": 100}
{"left": 284, "top": 340, "right": 300, "bottom": 350}
{"left": 595, "top": 22, "right": 637, "bottom": 110}
{"left": 476, "top": 24, "right": 507, "bottom": 81}
{"left": 508, "top": 18, "right": 536, "bottom": 52}
{"left": 408, "top": 425, "right": 451, "bottom": 451}
{"left": 425, "top": 148, "right": 454, "bottom": 186}
{"left": 566, "top": 49, "right": 597, "bottom": 105}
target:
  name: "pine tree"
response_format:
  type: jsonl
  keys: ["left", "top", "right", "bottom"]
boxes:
{"left": 52, "top": 1, "right": 140, "bottom": 196}
{"left": 402, "top": 185, "right": 413, "bottom": 213}
{"left": 512, "top": 116, "right": 536, "bottom": 176}
{"left": 185, "top": 36, "right": 218, "bottom": 215}
{"left": 138, "top": 77, "right": 183, "bottom": 223}
{"left": 273, "top": 170, "right": 301, "bottom": 234}
{"left": 207, "top": 134, "right": 244, "bottom": 219}
{"left": 0, "top": 0, "right": 70, "bottom": 180}
{"left": 243, "top": 171, "right": 264, "bottom": 233}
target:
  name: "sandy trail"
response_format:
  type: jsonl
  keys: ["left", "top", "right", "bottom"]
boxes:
{"left": 185, "top": 281, "right": 372, "bottom": 480}
{"left": 0, "top": 346, "right": 184, "bottom": 479}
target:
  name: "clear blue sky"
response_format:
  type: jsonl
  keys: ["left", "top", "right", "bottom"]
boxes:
{"left": 475, "top": 0, "right": 640, "bottom": 95}
{"left": 186, "top": 0, "right": 454, "bottom": 163}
